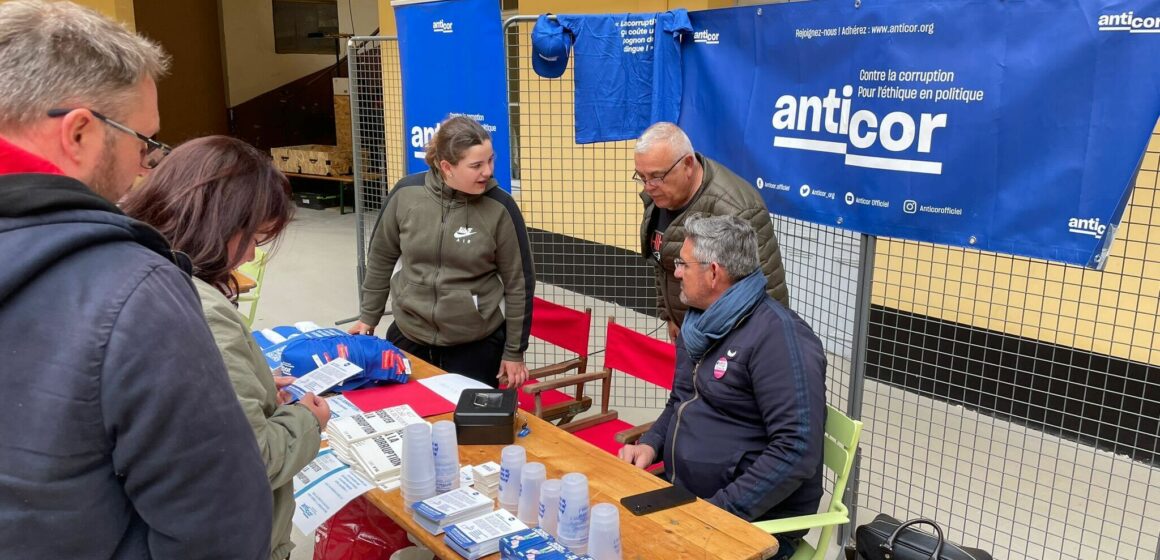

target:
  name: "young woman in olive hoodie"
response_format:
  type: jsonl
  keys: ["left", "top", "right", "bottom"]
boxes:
{"left": 349, "top": 116, "right": 535, "bottom": 389}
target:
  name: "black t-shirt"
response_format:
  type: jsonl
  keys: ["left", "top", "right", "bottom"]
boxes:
{"left": 648, "top": 206, "right": 686, "bottom": 263}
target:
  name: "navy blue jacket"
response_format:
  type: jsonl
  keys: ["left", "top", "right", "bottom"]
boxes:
{"left": 639, "top": 296, "right": 827, "bottom": 526}
{"left": 0, "top": 173, "right": 272, "bottom": 559}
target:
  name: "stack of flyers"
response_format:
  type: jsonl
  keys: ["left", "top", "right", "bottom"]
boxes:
{"left": 325, "top": 405, "right": 425, "bottom": 443}
{"left": 326, "top": 405, "right": 426, "bottom": 489}
{"left": 443, "top": 509, "right": 528, "bottom": 560}
{"left": 471, "top": 462, "right": 501, "bottom": 500}
{"left": 411, "top": 487, "right": 495, "bottom": 535}
{"left": 320, "top": 395, "right": 363, "bottom": 442}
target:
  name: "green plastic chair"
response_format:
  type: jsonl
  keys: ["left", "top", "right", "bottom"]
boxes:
{"left": 236, "top": 247, "right": 267, "bottom": 328}
{"left": 752, "top": 405, "right": 864, "bottom": 560}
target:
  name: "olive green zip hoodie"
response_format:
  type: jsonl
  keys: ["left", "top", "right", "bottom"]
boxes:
{"left": 358, "top": 171, "right": 534, "bottom": 362}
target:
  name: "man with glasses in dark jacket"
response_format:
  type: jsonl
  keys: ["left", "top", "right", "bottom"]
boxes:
{"left": 0, "top": 2, "right": 272, "bottom": 558}
{"left": 619, "top": 214, "right": 826, "bottom": 560}
{"left": 635, "top": 122, "right": 790, "bottom": 341}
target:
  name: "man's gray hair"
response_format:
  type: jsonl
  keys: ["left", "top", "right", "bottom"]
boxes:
{"left": 635, "top": 122, "right": 694, "bottom": 156}
{"left": 685, "top": 213, "right": 760, "bottom": 282}
{"left": 0, "top": 0, "right": 169, "bottom": 131}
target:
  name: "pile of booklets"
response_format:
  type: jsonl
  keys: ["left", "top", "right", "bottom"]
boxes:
{"left": 471, "top": 462, "right": 501, "bottom": 500}
{"left": 326, "top": 405, "right": 426, "bottom": 490}
{"left": 499, "top": 528, "right": 594, "bottom": 560}
{"left": 443, "top": 509, "right": 528, "bottom": 560}
{"left": 411, "top": 487, "right": 494, "bottom": 535}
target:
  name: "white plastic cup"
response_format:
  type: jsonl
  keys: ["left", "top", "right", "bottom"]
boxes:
{"left": 538, "top": 479, "right": 562, "bottom": 538}
{"left": 586, "top": 503, "right": 622, "bottom": 560}
{"left": 401, "top": 423, "right": 435, "bottom": 482}
{"left": 556, "top": 472, "right": 590, "bottom": 554}
{"left": 431, "top": 421, "right": 460, "bottom": 494}
{"left": 516, "top": 462, "right": 546, "bottom": 526}
{"left": 498, "top": 445, "right": 526, "bottom": 514}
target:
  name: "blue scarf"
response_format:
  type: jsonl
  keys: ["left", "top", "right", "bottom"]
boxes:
{"left": 681, "top": 270, "right": 767, "bottom": 360}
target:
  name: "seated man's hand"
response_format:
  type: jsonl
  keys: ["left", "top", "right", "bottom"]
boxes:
{"left": 618, "top": 443, "right": 657, "bottom": 469}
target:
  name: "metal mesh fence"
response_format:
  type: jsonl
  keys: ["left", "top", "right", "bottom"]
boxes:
{"left": 503, "top": 17, "right": 666, "bottom": 419}
{"left": 349, "top": 37, "right": 405, "bottom": 290}
{"left": 348, "top": 19, "right": 1160, "bottom": 560}
{"left": 857, "top": 122, "right": 1160, "bottom": 559}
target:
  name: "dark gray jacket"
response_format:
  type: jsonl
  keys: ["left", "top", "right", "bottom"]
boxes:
{"left": 640, "top": 154, "right": 790, "bottom": 325}
{"left": 638, "top": 297, "right": 826, "bottom": 528}
{"left": 0, "top": 173, "right": 272, "bottom": 559}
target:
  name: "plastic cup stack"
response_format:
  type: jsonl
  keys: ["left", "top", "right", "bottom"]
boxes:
{"left": 586, "top": 503, "right": 622, "bottom": 560}
{"left": 431, "top": 420, "right": 460, "bottom": 494}
{"left": 555, "top": 472, "right": 590, "bottom": 554}
{"left": 498, "top": 445, "right": 526, "bottom": 514}
{"left": 538, "top": 479, "right": 562, "bottom": 538}
{"left": 401, "top": 423, "right": 436, "bottom": 514}
{"left": 516, "top": 462, "right": 546, "bottom": 526}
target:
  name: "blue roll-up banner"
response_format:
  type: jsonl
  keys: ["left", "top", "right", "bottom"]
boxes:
{"left": 679, "top": 0, "right": 1160, "bottom": 268}
{"left": 393, "top": 0, "right": 512, "bottom": 187}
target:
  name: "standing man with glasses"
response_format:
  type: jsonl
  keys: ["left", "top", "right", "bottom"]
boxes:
{"left": 635, "top": 122, "right": 790, "bottom": 340}
{"left": 0, "top": 2, "right": 272, "bottom": 559}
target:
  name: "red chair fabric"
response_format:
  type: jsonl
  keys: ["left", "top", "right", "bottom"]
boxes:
{"left": 573, "top": 417, "right": 635, "bottom": 454}
{"left": 604, "top": 322, "right": 677, "bottom": 391}
{"left": 529, "top": 297, "right": 591, "bottom": 355}
{"left": 570, "top": 321, "right": 676, "bottom": 454}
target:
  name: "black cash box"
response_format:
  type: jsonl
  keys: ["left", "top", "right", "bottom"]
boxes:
{"left": 454, "top": 389, "right": 517, "bottom": 445}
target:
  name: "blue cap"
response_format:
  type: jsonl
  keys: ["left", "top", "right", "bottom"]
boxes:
{"left": 531, "top": 14, "right": 570, "bottom": 79}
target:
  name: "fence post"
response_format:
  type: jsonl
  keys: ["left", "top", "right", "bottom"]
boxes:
{"left": 347, "top": 37, "right": 368, "bottom": 294}
{"left": 840, "top": 233, "right": 876, "bottom": 547}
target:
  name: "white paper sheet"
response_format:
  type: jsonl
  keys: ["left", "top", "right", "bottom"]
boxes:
{"left": 418, "top": 373, "right": 489, "bottom": 405}
{"left": 291, "top": 449, "right": 375, "bottom": 534}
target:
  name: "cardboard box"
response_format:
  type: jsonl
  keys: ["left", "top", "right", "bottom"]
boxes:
{"left": 334, "top": 95, "right": 352, "bottom": 155}
{"left": 270, "top": 144, "right": 351, "bottom": 177}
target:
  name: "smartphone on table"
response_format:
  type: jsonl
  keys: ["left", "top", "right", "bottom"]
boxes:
{"left": 619, "top": 485, "right": 697, "bottom": 516}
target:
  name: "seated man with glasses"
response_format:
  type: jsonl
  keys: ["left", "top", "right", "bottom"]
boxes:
{"left": 634, "top": 122, "right": 790, "bottom": 340}
{"left": 619, "top": 214, "right": 827, "bottom": 560}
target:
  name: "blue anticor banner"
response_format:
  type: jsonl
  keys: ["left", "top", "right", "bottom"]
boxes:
{"left": 679, "top": 0, "right": 1160, "bottom": 268}
{"left": 393, "top": 0, "right": 512, "bottom": 186}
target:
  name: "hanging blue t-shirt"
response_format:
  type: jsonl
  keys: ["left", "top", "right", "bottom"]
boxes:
{"left": 555, "top": 11, "right": 691, "bottom": 144}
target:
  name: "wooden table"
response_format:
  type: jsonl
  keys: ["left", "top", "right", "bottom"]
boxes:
{"left": 359, "top": 356, "right": 780, "bottom": 560}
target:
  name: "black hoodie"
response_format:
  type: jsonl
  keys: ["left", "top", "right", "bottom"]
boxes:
{"left": 0, "top": 173, "right": 273, "bottom": 559}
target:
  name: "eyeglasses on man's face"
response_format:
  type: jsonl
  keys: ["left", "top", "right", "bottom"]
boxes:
{"left": 47, "top": 108, "right": 171, "bottom": 169}
{"left": 673, "top": 257, "right": 708, "bottom": 270}
{"left": 632, "top": 154, "right": 688, "bottom": 187}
